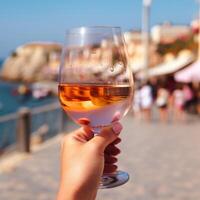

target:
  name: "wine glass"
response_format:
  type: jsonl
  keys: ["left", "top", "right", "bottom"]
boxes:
{"left": 58, "top": 26, "right": 134, "bottom": 189}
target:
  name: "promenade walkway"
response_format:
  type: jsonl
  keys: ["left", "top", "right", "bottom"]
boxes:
{"left": 0, "top": 115, "right": 200, "bottom": 200}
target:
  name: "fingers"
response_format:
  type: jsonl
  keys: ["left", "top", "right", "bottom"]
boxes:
{"left": 105, "top": 144, "right": 120, "bottom": 155}
{"left": 72, "top": 118, "right": 93, "bottom": 142}
{"left": 110, "top": 137, "right": 121, "bottom": 145}
{"left": 104, "top": 154, "right": 118, "bottom": 164}
{"left": 82, "top": 126, "right": 94, "bottom": 141}
{"left": 104, "top": 155, "right": 118, "bottom": 173}
{"left": 62, "top": 126, "right": 93, "bottom": 146}
{"left": 104, "top": 140, "right": 121, "bottom": 174}
{"left": 103, "top": 164, "right": 118, "bottom": 174}
{"left": 88, "top": 122, "right": 123, "bottom": 151}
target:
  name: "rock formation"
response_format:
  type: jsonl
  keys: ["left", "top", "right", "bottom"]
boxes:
{"left": 0, "top": 42, "right": 61, "bottom": 82}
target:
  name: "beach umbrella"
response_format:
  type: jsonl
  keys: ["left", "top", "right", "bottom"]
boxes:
{"left": 174, "top": 60, "right": 200, "bottom": 82}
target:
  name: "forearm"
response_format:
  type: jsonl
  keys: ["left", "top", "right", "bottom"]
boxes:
{"left": 56, "top": 184, "right": 97, "bottom": 200}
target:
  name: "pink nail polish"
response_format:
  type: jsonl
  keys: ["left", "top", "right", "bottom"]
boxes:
{"left": 112, "top": 122, "right": 123, "bottom": 134}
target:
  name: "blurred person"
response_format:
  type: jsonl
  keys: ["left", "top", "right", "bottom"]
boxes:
{"left": 197, "top": 84, "right": 200, "bottom": 115}
{"left": 166, "top": 76, "right": 176, "bottom": 94}
{"left": 191, "top": 82, "right": 200, "bottom": 114}
{"left": 156, "top": 86, "right": 169, "bottom": 123}
{"left": 183, "top": 83, "right": 194, "bottom": 112}
{"left": 149, "top": 77, "right": 158, "bottom": 102}
{"left": 172, "top": 84, "right": 185, "bottom": 121}
{"left": 132, "top": 84, "right": 141, "bottom": 120}
{"left": 140, "top": 81, "right": 153, "bottom": 122}
{"left": 56, "top": 122, "right": 122, "bottom": 200}
{"left": 197, "top": 93, "right": 200, "bottom": 115}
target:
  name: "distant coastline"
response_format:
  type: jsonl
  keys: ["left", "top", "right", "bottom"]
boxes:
{"left": 0, "top": 57, "right": 58, "bottom": 117}
{"left": 0, "top": 56, "right": 57, "bottom": 114}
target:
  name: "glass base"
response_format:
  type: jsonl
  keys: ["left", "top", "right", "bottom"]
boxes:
{"left": 99, "top": 170, "right": 129, "bottom": 189}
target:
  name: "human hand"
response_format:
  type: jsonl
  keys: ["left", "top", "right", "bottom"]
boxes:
{"left": 56, "top": 122, "right": 122, "bottom": 200}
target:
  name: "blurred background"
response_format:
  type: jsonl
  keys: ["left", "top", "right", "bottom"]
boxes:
{"left": 0, "top": 0, "right": 200, "bottom": 199}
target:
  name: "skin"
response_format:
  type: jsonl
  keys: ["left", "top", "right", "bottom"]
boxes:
{"left": 56, "top": 122, "right": 122, "bottom": 200}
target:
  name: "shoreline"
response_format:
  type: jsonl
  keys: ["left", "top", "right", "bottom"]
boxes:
{"left": 0, "top": 80, "right": 58, "bottom": 116}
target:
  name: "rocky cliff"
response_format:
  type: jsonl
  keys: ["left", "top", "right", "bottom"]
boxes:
{"left": 0, "top": 42, "right": 61, "bottom": 82}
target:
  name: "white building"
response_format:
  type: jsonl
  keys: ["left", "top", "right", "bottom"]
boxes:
{"left": 123, "top": 31, "right": 162, "bottom": 72}
{"left": 191, "top": 19, "right": 200, "bottom": 33}
{"left": 151, "top": 23, "right": 191, "bottom": 44}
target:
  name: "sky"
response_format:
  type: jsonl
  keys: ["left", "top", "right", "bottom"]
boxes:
{"left": 0, "top": 0, "right": 198, "bottom": 58}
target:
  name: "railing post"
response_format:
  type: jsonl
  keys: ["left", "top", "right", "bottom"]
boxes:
{"left": 17, "top": 107, "right": 31, "bottom": 153}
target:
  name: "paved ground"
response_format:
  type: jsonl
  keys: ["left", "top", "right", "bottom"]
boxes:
{"left": 0, "top": 114, "right": 200, "bottom": 200}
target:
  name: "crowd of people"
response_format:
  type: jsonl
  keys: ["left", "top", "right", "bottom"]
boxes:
{"left": 132, "top": 77, "right": 200, "bottom": 123}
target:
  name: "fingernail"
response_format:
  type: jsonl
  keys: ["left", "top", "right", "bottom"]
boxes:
{"left": 112, "top": 122, "right": 123, "bottom": 134}
{"left": 78, "top": 118, "right": 90, "bottom": 125}
{"left": 112, "top": 112, "right": 121, "bottom": 122}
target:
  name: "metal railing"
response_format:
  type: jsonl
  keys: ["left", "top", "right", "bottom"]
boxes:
{"left": 0, "top": 102, "right": 67, "bottom": 154}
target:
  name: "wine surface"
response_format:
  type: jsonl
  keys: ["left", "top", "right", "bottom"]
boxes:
{"left": 59, "top": 84, "right": 132, "bottom": 128}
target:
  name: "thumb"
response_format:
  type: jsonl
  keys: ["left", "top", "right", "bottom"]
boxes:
{"left": 89, "top": 122, "right": 123, "bottom": 151}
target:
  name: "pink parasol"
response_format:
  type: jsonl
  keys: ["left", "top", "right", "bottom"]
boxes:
{"left": 174, "top": 60, "right": 200, "bottom": 83}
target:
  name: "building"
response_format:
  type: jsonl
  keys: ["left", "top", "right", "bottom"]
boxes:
{"left": 124, "top": 31, "right": 162, "bottom": 72}
{"left": 191, "top": 19, "right": 200, "bottom": 34}
{"left": 151, "top": 23, "right": 192, "bottom": 44}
